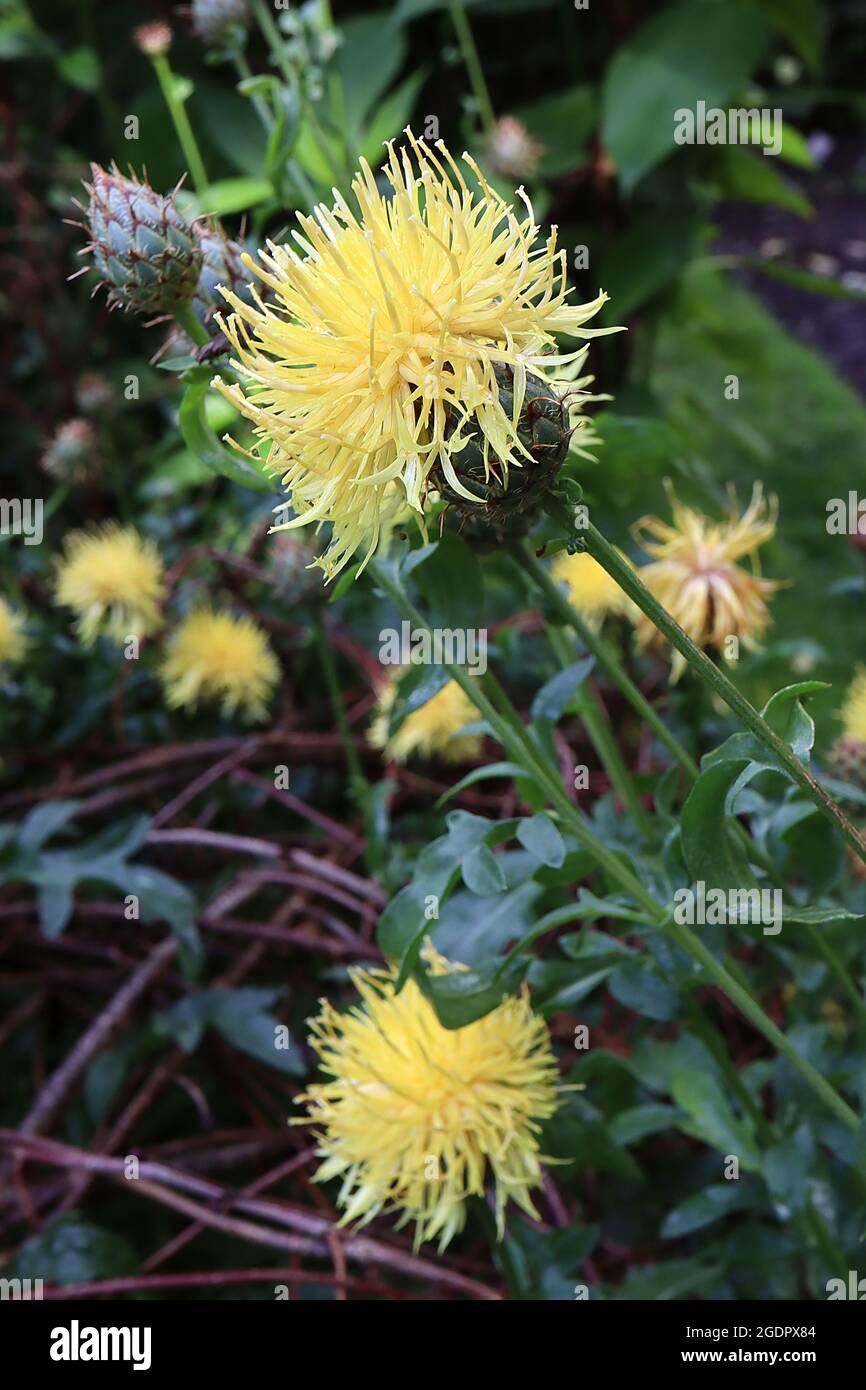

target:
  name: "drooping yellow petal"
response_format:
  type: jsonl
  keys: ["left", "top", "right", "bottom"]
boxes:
{"left": 632, "top": 483, "right": 781, "bottom": 680}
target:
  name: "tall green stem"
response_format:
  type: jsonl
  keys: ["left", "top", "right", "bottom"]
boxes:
{"left": 233, "top": 52, "right": 318, "bottom": 208}
{"left": 806, "top": 925, "right": 866, "bottom": 1030}
{"left": 368, "top": 561, "right": 656, "bottom": 909}
{"left": 233, "top": 51, "right": 275, "bottom": 131}
{"left": 319, "top": 0, "right": 350, "bottom": 154}
{"left": 669, "top": 920, "right": 860, "bottom": 1133}
{"left": 250, "top": 0, "right": 295, "bottom": 86}
{"left": 545, "top": 620, "right": 653, "bottom": 838}
{"left": 174, "top": 304, "right": 210, "bottom": 349}
{"left": 151, "top": 53, "right": 209, "bottom": 197}
{"left": 580, "top": 521, "right": 866, "bottom": 871}
{"left": 513, "top": 541, "right": 776, "bottom": 877}
{"left": 514, "top": 543, "right": 698, "bottom": 779}
{"left": 448, "top": 0, "right": 496, "bottom": 134}
{"left": 312, "top": 612, "right": 367, "bottom": 795}
{"left": 366, "top": 557, "right": 862, "bottom": 1137}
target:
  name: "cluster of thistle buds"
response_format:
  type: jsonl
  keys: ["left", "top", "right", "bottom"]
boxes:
{"left": 276, "top": 1, "right": 341, "bottom": 102}
{"left": 191, "top": 0, "right": 249, "bottom": 51}
{"left": 73, "top": 164, "right": 252, "bottom": 334}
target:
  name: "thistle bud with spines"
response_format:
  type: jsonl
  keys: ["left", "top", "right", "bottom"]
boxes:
{"left": 81, "top": 163, "right": 202, "bottom": 318}
{"left": 191, "top": 222, "right": 256, "bottom": 328}
{"left": 433, "top": 362, "right": 574, "bottom": 543}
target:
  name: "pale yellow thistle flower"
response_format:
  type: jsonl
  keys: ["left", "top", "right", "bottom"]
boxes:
{"left": 0, "top": 598, "right": 27, "bottom": 669}
{"left": 551, "top": 547, "right": 634, "bottom": 629}
{"left": 54, "top": 523, "right": 166, "bottom": 646}
{"left": 632, "top": 482, "right": 781, "bottom": 681}
{"left": 213, "top": 129, "right": 616, "bottom": 581}
{"left": 159, "top": 608, "right": 279, "bottom": 722}
{"left": 369, "top": 672, "right": 483, "bottom": 764}
{"left": 295, "top": 943, "right": 560, "bottom": 1250}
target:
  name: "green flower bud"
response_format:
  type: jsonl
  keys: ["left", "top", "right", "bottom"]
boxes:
{"left": 434, "top": 363, "right": 572, "bottom": 543}
{"left": 83, "top": 164, "right": 202, "bottom": 317}
{"left": 192, "top": 223, "right": 255, "bottom": 327}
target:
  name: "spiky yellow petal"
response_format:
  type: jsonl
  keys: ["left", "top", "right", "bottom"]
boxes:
{"left": 295, "top": 948, "right": 559, "bottom": 1249}
{"left": 159, "top": 608, "right": 279, "bottom": 721}
{"left": 213, "top": 130, "right": 617, "bottom": 581}
{"left": 54, "top": 523, "right": 165, "bottom": 646}
{"left": 0, "top": 598, "right": 27, "bottom": 668}
{"left": 632, "top": 483, "right": 781, "bottom": 681}
{"left": 369, "top": 673, "right": 483, "bottom": 764}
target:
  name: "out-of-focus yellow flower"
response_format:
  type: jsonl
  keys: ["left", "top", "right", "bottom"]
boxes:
{"left": 54, "top": 523, "right": 165, "bottom": 646}
{"left": 214, "top": 130, "right": 615, "bottom": 581}
{"left": 160, "top": 608, "right": 279, "bottom": 721}
{"left": 295, "top": 945, "right": 560, "bottom": 1250}
{"left": 369, "top": 673, "right": 483, "bottom": 764}
{"left": 0, "top": 598, "right": 27, "bottom": 668}
{"left": 632, "top": 483, "right": 781, "bottom": 681}
{"left": 551, "top": 547, "right": 633, "bottom": 628}
{"left": 838, "top": 667, "right": 866, "bottom": 743}
{"left": 828, "top": 667, "right": 866, "bottom": 791}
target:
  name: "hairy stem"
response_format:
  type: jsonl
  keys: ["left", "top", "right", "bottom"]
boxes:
{"left": 544, "top": 619, "right": 653, "bottom": 838}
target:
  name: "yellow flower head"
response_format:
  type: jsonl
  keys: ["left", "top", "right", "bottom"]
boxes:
{"left": 551, "top": 547, "right": 633, "bottom": 628}
{"left": 295, "top": 948, "right": 560, "bottom": 1249}
{"left": 838, "top": 667, "right": 866, "bottom": 744}
{"left": 632, "top": 483, "right": 781, "bottom": 681}
{"left": 369, "top": 673, "right": 483, "bottom": 764}
{"left": 0, "top": 598, "right": 27, "bottom": 668}
{"left": 214, "top": 130, "right": 614, "bottom": 581}
{"left": 54, "top": 523, "right": 165, "bottom": 646}
{"left": 160, "top": 608, "right": 279, "bottom": 721}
